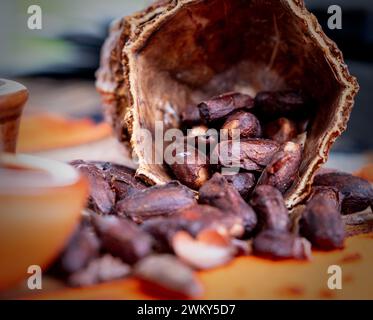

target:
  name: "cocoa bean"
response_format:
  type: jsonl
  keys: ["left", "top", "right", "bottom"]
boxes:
{"left": 253, "top": 230, "right": 311, "bottom": 260}
{"left": 212, "top": 139, "right": 280, "bottom": 171}
{"left": 251, "top": 185, "right": 290, "bottom": 232}
{"left": 199, "top": 173, "right": 257, "bottom": 235}
{"left": 55, "top": 225, "right": 101, "bottom": 275}
{"left": 115, "top": 181, "right": 197, "bottom": 222}
{"left": 198, "top": 92, "right": 254, "bottom": 123}
{"left": 221, "top": 111, "right": 262, "bottom": 139}
{"left": 313, "top": 171, "right": 373, "bottom": 215}
{"left": 181, "top": 104, "right": 202, "bottom": 127}
{"left": 257, "top": 141, "right": 302, "bottom": 193}
{"left": 254, "top": 90, "right": 310, "bottom": 119}
{"left": 299, "top": 192, "right": 345, "bottom": 250}
{"left": 92, "top": 215, "right": 154, "bottom": 264}
{"left": 309, "top": 186, "right": 341, "bottom": 210}
{"left": 264, "top": 117, "right": 298, "bottom": 143}
{"left": 101, "top": 162, "right": 147, "bottom": 201}
{"left": 71, "top": 160, "right": 115, "bottom": 215}
{"left": 168, "top": 145, "right": 210, "bottom": 190}
{"left": 223, "top": 172, "right": 256, "bottom": 200}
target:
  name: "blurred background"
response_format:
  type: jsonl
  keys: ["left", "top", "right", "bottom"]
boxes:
{"left": 0, "top": 0, "right": 372, "bottom": 170}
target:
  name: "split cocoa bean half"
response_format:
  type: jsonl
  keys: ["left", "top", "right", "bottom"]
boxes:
{"left": 134, "top": 254, "right": 203, "bottom": 298}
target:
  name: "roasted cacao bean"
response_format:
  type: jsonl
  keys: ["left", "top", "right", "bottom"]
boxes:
{"left": 199, "top": 173, "right": 257, "bottom": 235}
{"left": 134, "top": 254, "right": 203, "bottom": 298}
{"left": 198, "top": 92, "right": 254, "bottom": 123}
{"left": 253, "top": 230, "right": 311, "bottom": 260}
{"left": 254, "top": 90, "right": 309, "bottom": 119}
{"left": 55, "top": 225, "right": 101, "bottom": 275}
{"left": 309, "top": 186, "right": 341, "bottom": 210}
{"left": 115, "top": 181, "right": 197, "bottom": 222}
{"left": 101, "top": 162, "right": 147, "bottom": 201}
{"left": 168, "top": 145, "right": 210, "bottom": 190}
{"left": 251, "top": 185, "right": 290, "bottom": 232}
{"left": 211, "top": 139, "right": 280, "bottom": 171}
{"left": 221, "top": 111, "right": 262, "bottom": 139}
{"left": 299, "top": 192, "right": 345, "bottom": 250}
{"left": 181, "top": 104, "right": 202, "bottom": 127}
{"left": 313, "top": 171, "right": 373, "bottom": 214}
{"left": 71, "top": 160, "right": 115, "bottom": 215}
{"left": 264, "top": 117, "right": 298, "bottom": 143}
{"left": 223, "top": 172, "right": 256, "bottom": 200}
{"left": 92, "top": 215, "right": 154, "bottom": 264}
{"left": 257, "top": 141, "right": 302, "bottom": 193}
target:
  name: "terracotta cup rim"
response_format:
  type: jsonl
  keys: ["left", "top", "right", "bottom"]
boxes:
{"left": 0, "top": 153, "right": 82, "bottom": 194}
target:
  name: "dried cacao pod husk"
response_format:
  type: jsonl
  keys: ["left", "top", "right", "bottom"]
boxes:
{"left": 97, "top": 0, "right": 359, "bottom": 208}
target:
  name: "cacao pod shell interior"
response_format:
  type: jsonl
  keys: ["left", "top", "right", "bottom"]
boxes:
{"left": 96, "top": 0, "right": 359, "bottom": 208}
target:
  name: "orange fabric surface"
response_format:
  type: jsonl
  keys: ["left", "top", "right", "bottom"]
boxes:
{"left": 17, "top": 114, "right": 112, "bottom": 152}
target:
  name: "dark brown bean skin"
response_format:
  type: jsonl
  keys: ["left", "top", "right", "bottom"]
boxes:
{"left": 198, "top": 92, "right": 254, "bottom": 123}
{"left": 199, "top": 173, "right": 257, "bottom": 235}
{"left": 299, "top": 193, "right": 345, "bottom": 250}
{"left": 71, "top": 160, "right": 115, "bottom": 215}
{"left": 55, "top": 225, "right": 101, "bottom": 275}
{"left": 100, "top": 162, "right": 147, "bottom": 201}
{"left": 221, "top": 111, "right": 262, "bottom": 139}
{"left": 223, "top": 172, "right": 256, "bottom": 200}
{"left": 309, "top": 186, "right": 341, "bottom": 210}
{"left": 264, "top": 117, "right": 298, "bottom": 143}
{"left": 257, "top": 141, "right": 302, "bottom": 193}
{"left": 181, "top": 105, "right": 202, "bottom": 128}
{"left": 92, "top": 215, "right": 154, "bottom": 264}
{"left": 115, "top": 181, "right": 197, "bottom": 222}
{"left": 211, "top": 139, "right": 280, "bottom": 171}
{"left": 253, "top": 230, "right": 311, "bottom": 260}
{"left": 313, "top": 172, "right": 373, "bottom": 215}
{"left": 254, "top": 90, "right": 309, "bottom": 119}
{"left": 251, "top": 185, "right": 290, "bottom": 232}
{"left": 141, "top": 217, "right": 184, "bottom": 253}
{"left": 168, "top": 146, "right": 210, "bottom": 190}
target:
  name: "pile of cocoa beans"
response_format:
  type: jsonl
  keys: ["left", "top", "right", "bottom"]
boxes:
{"left": 49, "top": 91, "right": 373, "bottom": 298}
